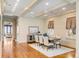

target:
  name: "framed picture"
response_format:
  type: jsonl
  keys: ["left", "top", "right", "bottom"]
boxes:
{"left": 28, "top": 26, "right": 39, "bottom": 34}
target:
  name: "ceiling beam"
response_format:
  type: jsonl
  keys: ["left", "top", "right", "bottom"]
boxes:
{"left": 61, "top": 0, "right": 76, "bottom": 3}
{"left": 19, "top": 0, "right": 41, "bottom": 17}
{"left": 35, "top": 1, "right": 76, "bottom": 17}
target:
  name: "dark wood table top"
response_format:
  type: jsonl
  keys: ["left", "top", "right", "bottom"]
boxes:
{"left": 49, "top": 37, "right": 61, "bottom": 43}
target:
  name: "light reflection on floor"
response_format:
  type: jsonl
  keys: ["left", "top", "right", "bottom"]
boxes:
{"left": 0, "top": 41, "right": 2, "bottom": 57}
{"left": 2, "top": 38, "right": 15, "bottom": 58}
{"left": 0, "top": 38, "right": 75, "bottom": 58}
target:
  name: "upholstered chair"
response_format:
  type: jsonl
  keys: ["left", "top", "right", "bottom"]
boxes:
{"left": 54, "top": 36, "right": 61, "bottom": 48}
{"left": 43, "top": 36, "right": 54, "bottom": 50}
{"left": 35, "top": 35, "right": 39, "bottom": 46}
{"left": 39, "top": 35, "right": 44, "bottom": 47}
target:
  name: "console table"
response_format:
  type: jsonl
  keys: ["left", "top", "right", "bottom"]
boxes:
{"left": 27, "top": 34, "right": 35, "bottom": 43}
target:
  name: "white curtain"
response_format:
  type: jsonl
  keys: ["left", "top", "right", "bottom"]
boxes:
{"left": 47, "top": 29, "right": 54, "bottom": 37}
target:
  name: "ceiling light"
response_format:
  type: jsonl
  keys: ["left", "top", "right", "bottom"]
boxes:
{"left": 25, "top": 7, "right": 28, "bottom": 10}
{"left": 62, "top": 7, "right": 66, "bottom": 10}
{"left": 45, "top": 2, "right": 49, "bottom": 6}
{"left": 44, "top": 14, "right": 47, "bottom": 16}
{"left": 30, "top": 12, "right": 34, "bottom": 14}
{"left": 17, "top": 0, "right": 20, "bottom": 2}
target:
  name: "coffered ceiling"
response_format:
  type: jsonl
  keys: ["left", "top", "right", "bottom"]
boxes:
{"left": 3, "top": 0, "right": 76, "bottom": 18}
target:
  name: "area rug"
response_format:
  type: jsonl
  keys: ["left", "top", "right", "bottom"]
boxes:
{"left": 29, "top": 44, "right": 74, "bottom": 57}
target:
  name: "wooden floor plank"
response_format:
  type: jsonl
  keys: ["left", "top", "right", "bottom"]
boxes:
{"left": 1, "top": 42, "right": 75, "bottom": 58}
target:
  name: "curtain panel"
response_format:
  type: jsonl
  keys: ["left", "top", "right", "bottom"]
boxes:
{"left": 66, "top": 17, "right": 76, "bottom": 34}
{"left": 48, "top": 21, "right": 54, "bottom": 29}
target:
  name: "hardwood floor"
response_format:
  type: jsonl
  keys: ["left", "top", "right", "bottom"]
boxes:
{"left": 1, "top": 41, "right": 75, "bottom": 58}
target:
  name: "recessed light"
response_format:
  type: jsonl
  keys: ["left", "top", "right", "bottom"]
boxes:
{"left": 45, "top": 2, "right": 49, "bottom": 6}
{"left": 17, "top": 0, "right": 20, "bottom": 2}
{"left": 25, "top": 7, "right": 28, "bottom": 10}
{"left": 12, "top": 0, "right": 20, "bottom": 12}
{"left": 62, "top": 7, "right": 66, "bottom": 10}
{"left": 30, "top": 12, "right": 34, "bottom": 14}
{"left": 44, "top": 14, "right": 47, "bottom": 16}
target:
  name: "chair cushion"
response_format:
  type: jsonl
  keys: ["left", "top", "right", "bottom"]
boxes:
{"left": 55, "top": 42, "right": 60, "bottom": 44}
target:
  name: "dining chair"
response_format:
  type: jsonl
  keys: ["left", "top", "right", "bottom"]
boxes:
{"left": 54, "top": 36, "right": 61, "bottom": 48}
{"left": 43, "top": 36, "right": 54, "bottom": 50}
{"left": 39, "top": 35, "right": 44, "bottom": 47}
{"left": 35, "top": 35, "right": 39, "bottom": 46}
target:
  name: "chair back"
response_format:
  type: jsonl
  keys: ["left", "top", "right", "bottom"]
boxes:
{"left": 48, "top": 29, "right": 54, "bottom": 37}
{"left": 35, "top": 35, "right": 39, "bottom": 42}
{"left": 39, "top": 35, "right": 43, "bottom": 44}
{"left": 43, "top": 36, "right": 49, "bottom": 46}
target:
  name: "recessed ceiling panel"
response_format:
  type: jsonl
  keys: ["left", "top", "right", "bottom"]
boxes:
{"left": 4, "top": 0, "right": 76, "bottom": 18}
{"left": 4, "top": 0, "right": 34, "bottom": 16}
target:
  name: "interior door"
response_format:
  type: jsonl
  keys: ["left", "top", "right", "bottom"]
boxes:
{"left": 2, "top": 18, "right": 17, "bottom": 57}
{"left": 3, "top": 23, "right": 13, "bottom": 45}
{"left": 4, "top": 24, "right": 13, "bottom": 42}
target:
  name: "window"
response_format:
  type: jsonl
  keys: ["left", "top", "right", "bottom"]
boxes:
{"left": 66, "top": 17, "right": 76, "bottom": 34}
{"left": 48, "top": 21, "right": 54, "bottom": 29}
{"left": 48, "top": 21, "right": 54, "bottom": 37}
{"left": 4, "top": 25, "right": 12, "bottom": 34}
{"left": 48, "top": 29, "right": 54, "bottom": 36}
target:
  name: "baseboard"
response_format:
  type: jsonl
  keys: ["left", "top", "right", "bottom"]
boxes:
{"left": 27, "top": 41, "right": 36, "bottom": 44}
{"left": 16, "top": 41, "right": 27, "bottom": 44}
{"left": 61, "top": 45, "right": 76, "bottom": 50}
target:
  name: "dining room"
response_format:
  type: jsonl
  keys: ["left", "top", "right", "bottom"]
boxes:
{"left": 0, "top": 0, "right": 76, "bottom": 58}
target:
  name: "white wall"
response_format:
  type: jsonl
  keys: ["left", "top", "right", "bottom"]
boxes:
{"left": 45, "top": 12, "right": 76, "bottom": 48}
{"left": 46, "top": 12, "right": 76, "bottom": 36}
{"left": 16, "top": 17, "right": 46, "bottom": 43}
{"left": 76, "top": 0, "right": 79, "bottom": 57}
{"left": 16, "top": 12, "right": 76, "bottom": 48}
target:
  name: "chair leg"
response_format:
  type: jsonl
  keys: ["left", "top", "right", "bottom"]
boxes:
{"left": 55, "top": 44, "right": 57, "bottom": 48}
{"left": 37, "top": 43, "right": 39, "bottom": 46}
{"left": 56, "top": 44, "right": 61, "bottom": 48}
{"left": 35, "top": 42, "right": 39, "bottom": 46}
{"left": 35, "top": 42, "right": 37, "bottom": 46}
{"left": 59, "top": 44, "right": 61, "bottom": 48}
{"left": 47, "top": 47, "right": 49, "bottom": 51}
{"left": 45, "top": 46, "right": 49, "bottom": 51}
{"left": 52, "top": 45, "right": 54, "bottom": 49}
{"left": 41, "top": 44, "right": 44, "bottom": 48}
